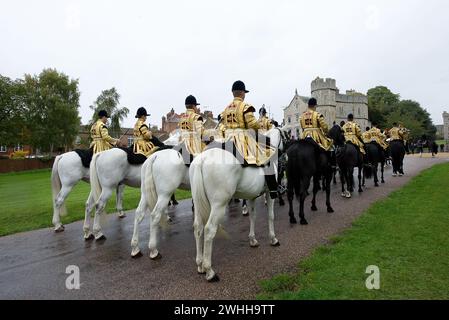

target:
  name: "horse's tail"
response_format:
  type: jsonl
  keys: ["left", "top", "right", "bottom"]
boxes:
{"left": 89, "top": 153, "right": 102, "bottom": 203}
{"left": 51, "top": 155, "right": 67, "bottom": 217}
{"left": 363, "top": 163, "right": 373, "bottom": 179}
{"left": 190, "top": 154, "right": 211, "bottom": 226}
{"left": 143, "top": 154, "right": 158, "bottom": 215}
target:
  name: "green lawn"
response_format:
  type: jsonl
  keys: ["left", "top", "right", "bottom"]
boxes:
{"left": 258, "top": 162, "right": 449, "bottom": 300}
{"left": 0, "top": 169, "right": 191, "bottom": 237}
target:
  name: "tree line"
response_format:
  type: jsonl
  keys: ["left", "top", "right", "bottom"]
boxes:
{"left": 0, "top": 69, "right": 128, "bottom": 156}
{"left": 367, "top": 86, "right": 436, "bottom": 141}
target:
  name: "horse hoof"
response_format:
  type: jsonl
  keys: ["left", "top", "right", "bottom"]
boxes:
{"left": 271, "top": 239, "right": 281, "bottom": 247}
{"left": 249, "top": 239, "right": 259, "bottom": 248}
{"left": 375, "top": 183, "right": 379, "bottom": 187}
{"left": 172, "top": 200, "right": 179, "bottom": 206}
{"left": 279, "top": 200, "right": 285, "bottom": 206}
{"left": 208, "top": 274, "right": 220, "bottom": 283}
{"left": 96, "top": 234, "right": 107, "bottom": 241}
{"left": 54, "top": 225, "right": 65, "bottom": 233}
{"left": 84, "top": 234, "right": 95, "bottom": 241}
{"left": 381, "top": 180, "right": 385, "bottom": 184}
{"left": 300, "top": 219, "right": 308, "bottom": 225}
{"left": 131, "top": 250, "right": 143, "bottom": 259}
{"left": 358, "top": 189, "right": 363, "bottom": 193}
{"left": 327, "top": 207, "right": 334, "bottom": 213}
{"left": 341, "top": 193, "right": 346, "bottom": 198}
{"left": 311, "top": 206, "right": 318, "bottom": 212}
{"left": 290, "top": 217, "right": 297, "bottom": 224}
{"left": 150, "top": 252, "right": 162, "bottom": 260}
{"left": 118, "top": 213, "right": 126, "bottom": 219}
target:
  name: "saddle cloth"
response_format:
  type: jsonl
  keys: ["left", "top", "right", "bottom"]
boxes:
{"left": 74, "top": 148, "right": 94, "bottom": 168}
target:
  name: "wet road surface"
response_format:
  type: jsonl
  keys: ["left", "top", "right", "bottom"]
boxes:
{"left": 0, "top": 156, "right": 447, "bottom": 299}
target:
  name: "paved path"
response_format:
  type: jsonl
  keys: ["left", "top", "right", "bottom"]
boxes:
{"left": 0, "top": 157, "right": 447, "bottom": 299}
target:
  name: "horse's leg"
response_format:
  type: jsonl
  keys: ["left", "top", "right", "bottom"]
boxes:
{"left": 92, "top": 187, "right": 113, "bottom": 240}
{"left": 340, "top": 168, "right": 346, "bottom": 197}
{"left": 325, "top": 170, "right": 334, "bottom": 213}
{"left": 311, "top": 175, "right": 319, "bottom": 212}
{"left": 171, "top": 193, "right": 179, "bottom": 206}
{"left": 53, "top": 185, "right": 73, "bottom": 232}
{"left": 83, "top": 191, "right": 95, "bottom": 240}
{"left": 358, "top": 166, "right": 363, "bottom": 193}
{"left": 203, "top": 204, "right": 226, "bottom": 282}
{"left": 242, "top": 199, "right": 248, "bottom": 216}
{"left": 248, "top": 199, "right": 259, "bottom": 247}
{"left": 266, "top": 193, "right": 280, "bottom": 246}
{"left": 333, "top": 167, "right": 337, "bottom": 185}
{"left": 193, "top": 206, "right": 205, "bottom": 274}
{"left": 381, "top": 160, "right": 385, "bottom": 183}
{"left": 287, "top": 183, "right": 297, "bottom": 224}
{"left": 116, "top": 183, "right": 126, "bottom": 218}
{"left": 374, "top": 162, "right": 379, "bottom": 187}
{"left": 148, "top": 194, "right": 171, "bottom": 259}
{"left": 299, "top": 191, "right": 308, "bottom": 225}
{"left": 130, "top": 196, "right": 147, "bottom": 258}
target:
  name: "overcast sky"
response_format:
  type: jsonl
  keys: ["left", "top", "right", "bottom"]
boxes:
{"left": 1, "top": 0, "right": 449, "bottom": 128}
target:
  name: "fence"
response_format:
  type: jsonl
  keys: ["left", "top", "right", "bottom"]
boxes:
{"left": 0, "top": 158, "right": 55, "bottom": 174}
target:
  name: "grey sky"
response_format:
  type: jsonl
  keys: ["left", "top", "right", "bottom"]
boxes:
{"left": 1, "top": 0, "right": 449, "bottom": 128}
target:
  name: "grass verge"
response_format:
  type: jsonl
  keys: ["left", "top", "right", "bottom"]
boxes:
{"left": 258, "top": 162, "right": 449, "bottom": 300}
{"left": 0, "top": 169, "right": 191, "bottom": 236}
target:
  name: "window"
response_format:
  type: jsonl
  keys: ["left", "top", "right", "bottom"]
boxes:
{"left": 14, "top": 144, "right": 23, "bottom": 152}
{"left": 128, "top": 137, "right": 133, "bottom": 147}
{"left": 0, "top": 145, "right": 6, "bottom": 152}
{"left": 288, "top": 117, "right": 291, "bottom": 124}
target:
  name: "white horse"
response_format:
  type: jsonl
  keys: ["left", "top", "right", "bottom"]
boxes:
{"left": 130, "top": 129, "right": 220, "bottom": 258}
{"left": 189, "top": 128, "right": 284, "bottom": 281}
{"left": 51, "top": 151, "right": 126, "bottom": 233}
{"left": 130, "top": 148, "right": 190, "bottom": 258}
{"left": 88, "top": 133, "right": 181, "bottom": 240}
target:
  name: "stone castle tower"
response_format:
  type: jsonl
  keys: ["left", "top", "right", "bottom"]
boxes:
{"left": 311, "top": 77, "right": 338, "bottom": 127}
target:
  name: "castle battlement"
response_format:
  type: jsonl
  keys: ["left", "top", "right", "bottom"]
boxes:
{"left": 311, "top": 77, "right": 337, "bottom": 92}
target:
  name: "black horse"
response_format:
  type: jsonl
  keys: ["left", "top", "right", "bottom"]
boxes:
{"left": 390, "top": 140, "right": 406, "bottom": 176}
{"left": 363, "top": 142, "right": 385, "bottom": 187}
{"left": 286, "top": 139, "right": 334, "bottom": 225}
{"left": 328, "top": 126, "right": 365, "bottom": 198}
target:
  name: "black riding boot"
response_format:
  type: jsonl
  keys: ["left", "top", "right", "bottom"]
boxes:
{"left": 265, "top": 174, "right": 278, "bottom": 199}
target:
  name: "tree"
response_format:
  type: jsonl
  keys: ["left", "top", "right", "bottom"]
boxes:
{"left": 0, "top": 75, "right": 27, "bottom": 147}
{"left": 89, "top": 88, "right": 129, "bottom": 138}
{"left": 367, "top": 86, "right": 400, "bottom": 126}
{"left": 23, "top": 69, "right": 80, "bottom": 156}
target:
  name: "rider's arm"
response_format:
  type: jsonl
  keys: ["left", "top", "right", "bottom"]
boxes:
{"left": 317, "top": 114, "right": 329, "bottom": 134}
{"left": 355, "top": 124, "right": 362, "bottom": 139}
{"left": 100, "top": 125, "right": 118, "bottom": 145}
{"left": 243, "top": 107, "right": 260, "bottom": 130}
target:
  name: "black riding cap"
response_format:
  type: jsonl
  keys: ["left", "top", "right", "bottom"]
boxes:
{"left": 259, "top": 107, "right": 267, "bottom": 115}
{"left": 308, "top": 98, "right": 317, "bottom": 107}
{"left": 232, "top": 80, "right": 249, "bottom": 93}
{"left": 185, "top": 95, "right": 200, "bottom": 106}
{"left": 135, "top": 107, "right": 150, "bottom": 118}
{"left": 98, "top": 110, "right": 109, "bottom": 118}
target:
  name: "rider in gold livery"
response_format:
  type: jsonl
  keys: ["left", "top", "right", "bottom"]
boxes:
{"left": 90, "top": 110, "right": 120, "bottom": 154}
{"left": 178, "top": 95, "right": 205, "bottom": 157}
{"left": 342, "top": 114, "right": 366, "bottom": 156}
{"left": 299, "top": 98, "right": 333, "bottom": 151}
{"left": 219, "top": 80, "right": 278, "bottom": 199}
{"left": 133, "top": 107, "right": 159, "bottom": 157}
{"left": 258, "top": 105, "right": 273, "bottom": 132}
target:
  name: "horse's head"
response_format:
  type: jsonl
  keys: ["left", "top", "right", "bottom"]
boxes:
{"left": 163, "top": 129, "right": 181, "bottom": 146}
{"left": 328, "top": 125, "right": 345, "bottom": 146}
{"left": 266, "top": 127, "right": 289, "bottom": 154}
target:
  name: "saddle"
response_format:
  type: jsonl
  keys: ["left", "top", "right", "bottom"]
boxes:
{"left": 74, "top": 148, "right": 94, "bottom": 168}
{"left": 119, "top": 138, "right": 173, "bottom": 166}
{"left": 205, "top": 139, "right": 269, "bottom": 168}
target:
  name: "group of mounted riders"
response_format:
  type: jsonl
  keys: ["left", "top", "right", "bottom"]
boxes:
{"left": 52, "top": 80, "right": 410, "bottom": 281}
{"left": 89, "top": 80, "right": 409, "bottom": 203}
